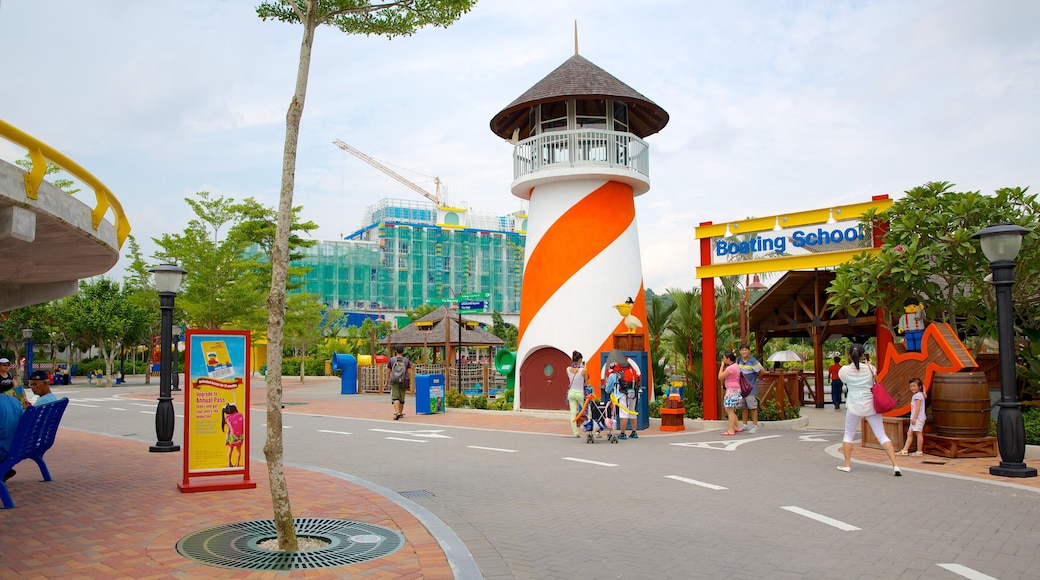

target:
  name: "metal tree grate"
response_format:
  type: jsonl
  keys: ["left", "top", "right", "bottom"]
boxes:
{"left": 176, "top": 518, "right": 405, "bottom": 570}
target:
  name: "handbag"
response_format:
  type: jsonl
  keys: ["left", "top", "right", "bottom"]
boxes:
{"left": 870, "top": 366, "right": 896, "bottom": 414}
{"left": 738, "top": 372, "right": 754, "bottom": 398}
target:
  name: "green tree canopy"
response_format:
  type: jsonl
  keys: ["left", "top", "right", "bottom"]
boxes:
{"left": 827, "top": 182, "right": 1040, "bottom": 341}
{"left": 62, "top": 279, "right": 150, "bottom": 387}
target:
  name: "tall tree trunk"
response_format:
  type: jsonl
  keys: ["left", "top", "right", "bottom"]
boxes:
{"left": 264, "top": 4, "right": 318, "bottom": 553}
{"left": 101, "top": 344, "right": 115, "bottom": 388}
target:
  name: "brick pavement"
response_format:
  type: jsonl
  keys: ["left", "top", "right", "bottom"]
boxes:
{"left": 2, "top": 376, "right": 1038, "bottom": 579}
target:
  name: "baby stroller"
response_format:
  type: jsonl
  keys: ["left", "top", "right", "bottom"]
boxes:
{"left": 576, "top": 389, "right": 618, "bottom": 444}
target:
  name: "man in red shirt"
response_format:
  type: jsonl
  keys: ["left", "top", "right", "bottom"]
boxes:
{"left": 828, "top": 356, "right": 844, "bottom": 410}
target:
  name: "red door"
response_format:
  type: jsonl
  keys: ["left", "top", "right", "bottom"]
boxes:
{"left": 519, "top": 347, "right": 570, "bottom": 410}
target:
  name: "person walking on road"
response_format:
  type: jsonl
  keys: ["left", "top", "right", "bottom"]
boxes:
{"left": 829, "top": 356, "right": 844, "bottom": 410}
{"left": 386, "top": 344, "right": 411, "bottom": 420}
{"left": 566, "top": 351, "right": 588, "bottom": 437}
{"left": 837, "top": 343, "right": 901, "bottom": 476}
{"left": 718, "top": 351, "right": 742, "bottom": 436}
{"left": 736, "top": 344, "right": 764, "bottom": 433}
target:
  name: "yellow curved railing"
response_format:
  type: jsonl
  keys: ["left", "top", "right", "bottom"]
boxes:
{"left": 0, "top": 118, "right": 130, "bottom": 248}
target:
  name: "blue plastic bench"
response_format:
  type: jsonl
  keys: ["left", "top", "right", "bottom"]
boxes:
{"left": 0, "top": 398, "right": 69, "bottom": 509}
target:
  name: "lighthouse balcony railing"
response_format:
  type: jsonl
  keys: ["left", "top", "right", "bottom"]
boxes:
{"left": 512, "top": 129, "right": 649, "bottom": 181}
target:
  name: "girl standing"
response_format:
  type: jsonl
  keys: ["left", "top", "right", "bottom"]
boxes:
{"left": 837, "top": 343, "right": 901, "bottom": 476}
{"left": 718, "top": 351, "right": 741, "bottom": 436}
{"left": 566, "top": 351, "right": 589, "bottom": 437}
{"left": 898, "top": 378, "right": 926, "bottom": 456}
{"left": 222, "top": 403, "right": 245, "bottom": 467}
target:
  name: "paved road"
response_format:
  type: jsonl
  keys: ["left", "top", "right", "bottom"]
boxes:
{"left": 61, "top": 387, "right": 1040, "bottom": 579}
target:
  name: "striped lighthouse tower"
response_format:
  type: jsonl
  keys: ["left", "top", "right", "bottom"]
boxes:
{"left": 490, "top": 50, "right": 668, "bottom": 410}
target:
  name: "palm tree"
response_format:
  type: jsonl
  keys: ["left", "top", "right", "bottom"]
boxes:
{"left": 665, "top": 287, "right": 703, "bottom": 391}
{"left": 646, "top": 294, "right": 676, "bottom": 394}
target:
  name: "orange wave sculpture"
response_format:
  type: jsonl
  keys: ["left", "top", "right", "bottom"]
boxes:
{"left": 876, "top": 322, "right": 977, "bottom": 417}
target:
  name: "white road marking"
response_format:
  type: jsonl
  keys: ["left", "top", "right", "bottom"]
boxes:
{"left": 468, "top": 446, "right": 517, "bottom": 453}
{"left": 563, "top": 457, "right": 617, "bottom": 467}
{"left": 139, "top": 411, "right": 153, "bottom": 415}
{"left": 111, "top": 407, "right": 127, "bottom": 411}
{"left": 798, "top": 434, "right": 830, "bottom": 442}
{"left": 665, "top": 475, "right": 727, "bottom": 490}
{"left": 936, "top": 563, "right": 998, "bottom": 580}
{"left": 70, "top": 403, "right": 99, "bottom": 408}
{"left": 68, "top": 397, "right": 122, "bottom": 402}
{"left": 318, "top": 430, "right": 353, "bottom": 435}
{"left": 780, "top": 506, "right": 860, "bottom": 531}
{"left": 127, "top": 402, "right": 154, "bottom": 408}
{"left": 261, "top": 424, "right": 292, "bottom": 428}
{"left": 671, "top": 434, "right": 781, "bottom": 451}
{"left": 370, "top": 428, "right": 452, "bottom": 439}
{"left": 387, "top": 437, "right": 428, "bottom": 443}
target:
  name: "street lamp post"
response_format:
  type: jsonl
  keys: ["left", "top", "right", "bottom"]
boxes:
{"left": 171, "top": 325, "right": 182, "bottom": 391}
{"left": 456, "top": 310, "right": 463, "bottom": 395}
{"left": 148, "top": 264, "right": 186, "bottom": 453}
{"left": 973, "top": 224, "right": 1036, "bottom": 478}
{"left": 21, "top": 328, "right": 33, "bottom": 390}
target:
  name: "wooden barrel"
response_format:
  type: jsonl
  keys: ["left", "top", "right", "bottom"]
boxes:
{"left": 931, "top": 371, "right": 991, "bottom": 438}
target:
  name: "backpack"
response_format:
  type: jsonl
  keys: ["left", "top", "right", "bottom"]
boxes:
{"left": 389, "top": 356, "right": 408, "bottom": 384}
{"left": 739, "top": 372, "right": 754, "bottom": 398}
{"left": 619, "top": 366, "right": 639, "bottom": 392}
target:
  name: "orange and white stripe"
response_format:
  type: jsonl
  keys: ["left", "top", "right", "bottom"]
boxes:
{"left": 516, "top": 177, "right": 650, "bottom": 390}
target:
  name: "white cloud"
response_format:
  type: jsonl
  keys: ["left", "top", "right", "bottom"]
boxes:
{"left": 2, "top": 0, "right": 1039, "bottom": 292}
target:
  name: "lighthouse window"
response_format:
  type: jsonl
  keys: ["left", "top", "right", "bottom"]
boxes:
{"left": 540, "top": 101, "right": 569, "bottom": 132}
{"left": 613, "top": 101, "right": 629, "bottom": 132}
{"left": 575, "top": 99, "right": 607, "bottom": 130}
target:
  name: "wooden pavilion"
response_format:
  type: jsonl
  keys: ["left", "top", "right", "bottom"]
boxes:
{"left": 747, "top": 270, "right": 882, "bottom": 406}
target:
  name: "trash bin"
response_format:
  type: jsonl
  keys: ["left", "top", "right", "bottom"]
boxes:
{"left": 415, "top": 374, "right": 445, "bottom": 415}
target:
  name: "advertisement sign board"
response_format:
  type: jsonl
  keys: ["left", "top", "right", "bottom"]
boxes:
{"left": 178, "top": 329, "right": 256, "bottom": 492}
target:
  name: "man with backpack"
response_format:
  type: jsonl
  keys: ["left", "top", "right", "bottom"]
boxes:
{"left": 615, "top": 360, "right": 641, "bottom": 440}
{"left": 736, "top": 344, "right": 765, "bottom": 433}
{"left": 385, "top": 344, "right": 411, "bottom": 420}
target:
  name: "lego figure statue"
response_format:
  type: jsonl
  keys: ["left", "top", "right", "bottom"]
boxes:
{"left": 897, "top": 297, "right": 926, "bottom": 352}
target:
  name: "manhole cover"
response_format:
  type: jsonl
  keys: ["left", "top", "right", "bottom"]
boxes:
{"left": 176, "top": 518, "right": 405, "bottom": 570}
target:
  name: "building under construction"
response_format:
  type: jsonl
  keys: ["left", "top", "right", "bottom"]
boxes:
{"left": 290, "top": 198, "right": 527, "bottom": 316}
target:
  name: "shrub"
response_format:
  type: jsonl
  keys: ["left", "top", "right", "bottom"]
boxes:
{"left": 488, "top": 396, "right": 513, "bottom": 411}
{"left": 757, "top": 398, "right": 801, "bottom": 421}
{"left": 445, "top": 389, "right": 468, "bottom": 408}
{"left": 280, "top": 357, "right": 327, "bottom": 377}
{"left": 1023, "top": 407, "right": 1040, "bottom": 446}
{"left": 469, "top": 395, "right": 488, "bottom": 410}
{"left": 649, "top": 400, "right": 661, "bottom": 418}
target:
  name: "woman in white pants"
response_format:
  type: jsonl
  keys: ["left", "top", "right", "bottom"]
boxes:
{"left": 837, "top": 343, "right": 901, "bottom": 476}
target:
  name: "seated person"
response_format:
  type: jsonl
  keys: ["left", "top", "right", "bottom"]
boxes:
{"left": 28, "top": 371, "right": 58, "bottom": 406}
{"left": 0, "top": 390, "right": 22, "bottom": 481}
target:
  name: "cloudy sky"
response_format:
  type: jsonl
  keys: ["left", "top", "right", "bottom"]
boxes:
{"left": 2, "top": 0, "right": 1038, "bottom": 293}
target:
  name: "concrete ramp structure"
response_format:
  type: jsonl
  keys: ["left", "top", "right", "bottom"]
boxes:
{"left": 0, "top": 120, "right": 129, "bottom": 312}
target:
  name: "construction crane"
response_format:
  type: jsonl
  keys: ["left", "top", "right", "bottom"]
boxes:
{"left": 333, "top": 139, "right": 441, "bottom": 205}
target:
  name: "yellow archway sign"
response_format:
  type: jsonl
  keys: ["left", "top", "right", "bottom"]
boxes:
{"left": 695, "top": 196, "right": 893, "bottom": 278}
{"left": 694, "top": 195, "right": 893, "bottom": 421}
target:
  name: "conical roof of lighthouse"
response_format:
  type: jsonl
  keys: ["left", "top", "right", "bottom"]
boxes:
{"left": 490, "top": 53, "right": 669, "bottom": 140}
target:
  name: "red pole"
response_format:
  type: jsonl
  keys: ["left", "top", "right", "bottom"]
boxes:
{"left": 700, "top": 226, "right": 718, "bottom": 420}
